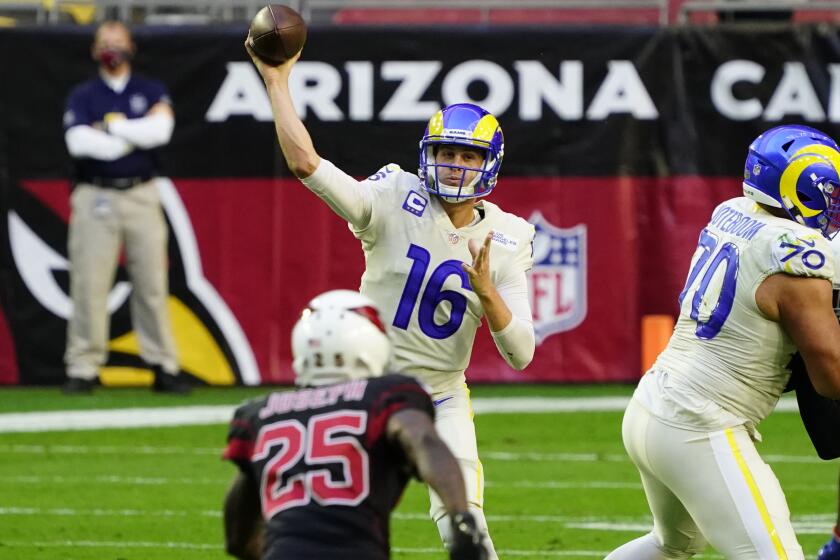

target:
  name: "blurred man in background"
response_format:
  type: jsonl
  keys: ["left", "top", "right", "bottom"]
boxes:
{"left": 62, "top": 20, "right": 188, "bottom": 394}
{"left": 245, "top": 37, "right": 536, "bottom": 558}
{"left": 607, "top": 125, "right": 840, "bottom": 560}
{"left": 222, "top": 290, "right": 486, "bottom": 560}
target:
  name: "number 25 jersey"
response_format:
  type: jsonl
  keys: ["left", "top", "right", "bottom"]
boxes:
{"left": 651, "top": 196, "right": 834, "bottom": 427}
{"left": 223, "top": 374, "right": 434, "bottom": 560}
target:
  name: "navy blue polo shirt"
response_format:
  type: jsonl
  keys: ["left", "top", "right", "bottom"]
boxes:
{"left": 63, "top": 73, "right": 171, "bottom": 181}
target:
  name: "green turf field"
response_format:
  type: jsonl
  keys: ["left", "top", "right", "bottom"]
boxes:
{"left": 0, "top": 385, "right": 835, "bottom": 559}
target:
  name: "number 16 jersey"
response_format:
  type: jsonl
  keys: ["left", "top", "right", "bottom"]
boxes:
{"left": 649, "top": 196, "right": 834, "bottom": 428}
{"left": 349, "top": 164, "right": 534, "bottom": 394}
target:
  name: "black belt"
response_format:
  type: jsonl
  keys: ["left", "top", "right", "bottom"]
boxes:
{"left": 82, "top": 175, "right": 154, "bottom": 189}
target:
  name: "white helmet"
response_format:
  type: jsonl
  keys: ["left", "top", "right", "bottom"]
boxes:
{"left": 291, "top": 290, "right": 391, "bottom": 387}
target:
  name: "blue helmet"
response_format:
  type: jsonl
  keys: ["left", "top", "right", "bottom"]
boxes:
{"left": 418, "top": 103, "right": 504, "bottom": 201}
{"left": 743, "top": 124, "right": 840, "bottom": 239}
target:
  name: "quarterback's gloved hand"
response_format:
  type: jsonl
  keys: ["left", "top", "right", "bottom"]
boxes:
{"left": 448, "top": 511, "right": 487, "bottom": 560}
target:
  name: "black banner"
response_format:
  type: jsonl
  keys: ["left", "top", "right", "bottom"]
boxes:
{"left": 3, "top": 25, "right": 840, "bottom": 181}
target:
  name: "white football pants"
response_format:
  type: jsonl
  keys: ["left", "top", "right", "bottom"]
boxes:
{"left": 607, "top": 399, "right": 803, "bottom": 560}
{"left": 428, "top": 384, "right": 498, "bottom": 560}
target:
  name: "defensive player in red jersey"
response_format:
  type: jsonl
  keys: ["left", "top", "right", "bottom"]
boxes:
{"left": 223, "top": 290, "right": 486, "bottom": 560}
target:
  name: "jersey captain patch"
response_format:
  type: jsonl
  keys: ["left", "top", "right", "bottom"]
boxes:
{"left": 402, "top": 190, "right": 428, "bottom": 217}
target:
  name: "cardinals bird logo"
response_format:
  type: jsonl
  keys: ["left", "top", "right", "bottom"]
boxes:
{"left": 3, "top": 178, "right": 258, "bottom": 387}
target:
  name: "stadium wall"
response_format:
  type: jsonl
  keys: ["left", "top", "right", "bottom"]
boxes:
{"left": 0, "top": 25, "right": 838, "bottom": 385}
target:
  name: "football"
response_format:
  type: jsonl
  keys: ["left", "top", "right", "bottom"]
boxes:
{"left": 248, "top": 4, "right": 307, "bottom": 64}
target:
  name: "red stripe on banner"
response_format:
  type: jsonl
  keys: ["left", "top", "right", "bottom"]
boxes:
{"left": 6, "top": 175, "right": 740, "bottom": 385}
{"left": 173, "top": 175, "right": 740, "bottom": 384}
{"left": 466, "top": 175, "right": 740, "bottom": 383}
{"left": 20, "top": 180, "right": 72, "bottom": 224}
{"left": 0, "top": 305, "right": 19, "bottom": 384}
{"left": 173, "top": 177, "right": 367, "bottom": 384}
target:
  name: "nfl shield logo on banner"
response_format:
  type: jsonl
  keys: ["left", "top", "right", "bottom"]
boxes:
{"left": 528, "top": 211, "right": 587, "bottom": 343}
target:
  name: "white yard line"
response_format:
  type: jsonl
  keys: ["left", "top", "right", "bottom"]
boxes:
{"left": 0, "top": 396, "right": 799, "bottom": 433}
{"left": 0, "top": 506, "right": 830, "bottom": 533}
{"left": 0, "top": 508, "right": 826, "bottom": 560}
{"left": 0, "top": 405, "right": 235, "bottom": 432}
{"left": 0, "top": 540, "right": 737, "bottom": 558}
{"left": 0, "top": 540, "right": 614, "bottom": 557}
{"left": 0, "top": 444, "right": 831, "bottom": 465}
{"left": 0, "top": 540, "right": 219, "bottom": 550}
{"left": 0, "top": 506, "right": 830, "bottom": 523}
{"left": 3, "top": 474, "right": 832, "bottom": 493}
{"left": 0, "top": 444, "right": 824, "bottom": 464}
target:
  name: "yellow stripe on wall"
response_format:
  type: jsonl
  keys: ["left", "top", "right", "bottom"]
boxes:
{"left": 106, "top": 296, "right": 236, "bottom": 386}
{"left": 724, "top": 428, "right": 787, "bottom": 559}
{"left": 99, "top": 366, "right": 153, "bottom": 386}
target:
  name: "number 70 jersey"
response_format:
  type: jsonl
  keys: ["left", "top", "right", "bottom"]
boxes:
{"left": 655, "top": 196, "right": 835, "bottom": 425}
{"left": 353, "top": 164, "right": 534, "bottom": 395}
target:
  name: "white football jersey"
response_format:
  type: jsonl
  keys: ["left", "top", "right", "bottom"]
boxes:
{"left": 639, "top": 196, "right": 834, "bottom": 429}
{"left": 351, "top": 164, "right": 534, "bottom": 394}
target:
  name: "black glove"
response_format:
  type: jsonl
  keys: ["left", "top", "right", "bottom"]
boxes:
{"left": 783, "top": 352, "right": 805, "bottom": 393}
{"left": 787, "top": 352, "right": 840, "bottom": 460}
{"left": 448, "top": 511, "right": 487, "bottom": 560}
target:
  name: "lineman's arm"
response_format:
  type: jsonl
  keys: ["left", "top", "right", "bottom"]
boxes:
{"left": 223, "top": 471, "right": 264, "bottom": 560}
{"left": 463, "top": 233, "right": 535, "bottom": 370}
{"left": 757, "top": 273, "right": 840, "bottom": 398}
{"left": 244, "top": 40, "right": 373, "bottom": 229}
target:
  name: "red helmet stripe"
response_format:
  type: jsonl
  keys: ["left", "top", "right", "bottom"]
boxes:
{"left": 351, "top": 306, "right": 386, "bottom": 334}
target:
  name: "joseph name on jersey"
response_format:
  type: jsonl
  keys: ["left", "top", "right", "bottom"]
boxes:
{"left": 642, "top": 196, "right": 834, "bottom": 429}
{"left": 351, "top": 164, "right": 534, "bottom": 395}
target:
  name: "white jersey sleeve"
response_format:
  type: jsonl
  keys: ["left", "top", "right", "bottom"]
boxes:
{"left": 489, "top": 217, "right": 536, "bottom": 369}
{"left": 350, "top": 163, "right": 406, "bottom": 241}
{"left": 299, "top": 158, "right": 375, "bottom": 229}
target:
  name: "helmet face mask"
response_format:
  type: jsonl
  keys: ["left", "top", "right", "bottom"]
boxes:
{"left": 291, "top": 290, "right": 391, "bottom": 387}
{"left": 418, "top": 103, "right": 504, "bottom": 202}
{"left": 822, "top": 179, "right": 840, "bottom": 238}
{"left": 743, "top": 125, "right": 840, "bottom": 239}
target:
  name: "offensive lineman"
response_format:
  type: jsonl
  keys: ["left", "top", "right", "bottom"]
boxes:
{"left": 223, "top": 290, "right": 486, "bottom": 560}
{"left": 245, "top": 41, "right": 535, "bottom": 558}
{"left": 607, "top": 125, "right": 840, "bottom": 559}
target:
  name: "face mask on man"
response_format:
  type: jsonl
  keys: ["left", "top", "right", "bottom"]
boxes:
{"left": 96, "top": 48, "right": 131, "bottom": 69}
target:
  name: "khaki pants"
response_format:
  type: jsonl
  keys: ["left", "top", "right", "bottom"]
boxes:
{"left": 64, "top": 181, "right": 178, "bottom": 379}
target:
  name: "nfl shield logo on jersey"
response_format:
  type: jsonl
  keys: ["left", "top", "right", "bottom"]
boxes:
{"left": 528, "top": 211, "right": 587, "bottom": 343}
